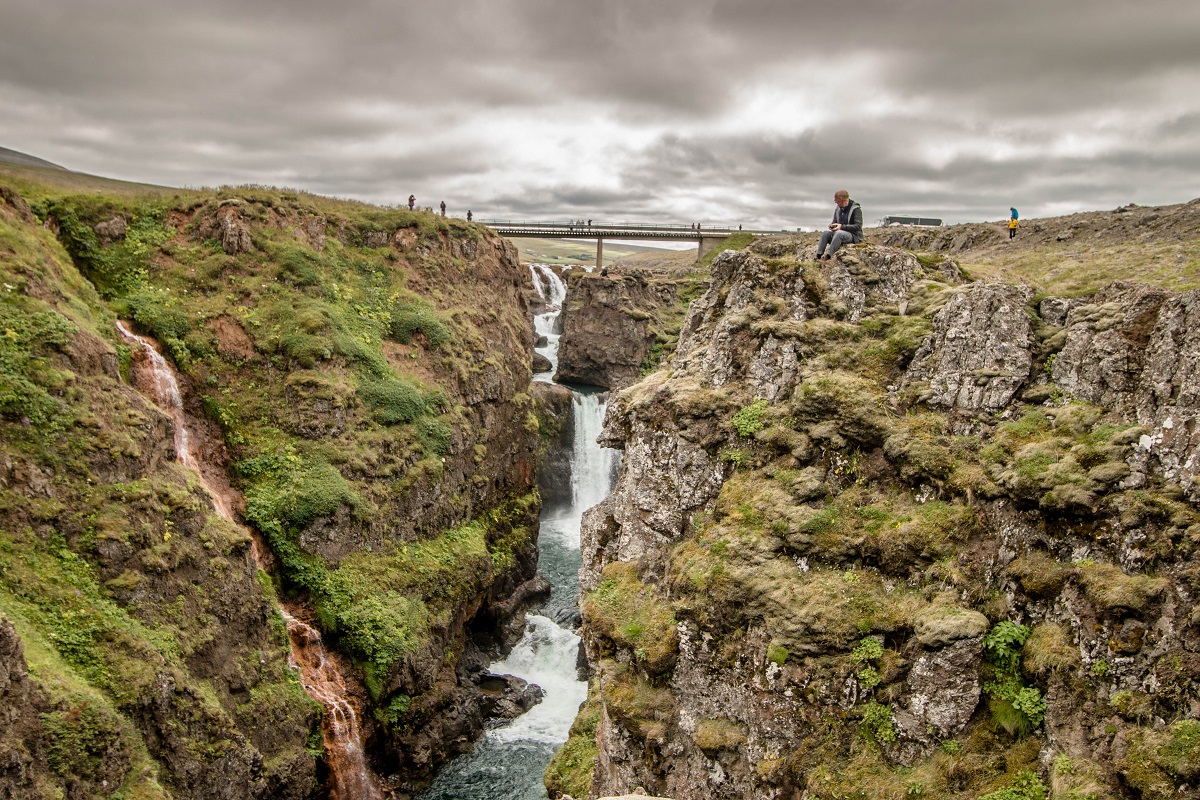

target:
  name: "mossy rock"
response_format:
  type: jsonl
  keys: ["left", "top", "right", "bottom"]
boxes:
{"left": 913, "top": 606, "right": 989, "bottom": 648}
{"left": 1077, "top": 562, "right": 1168, "bottom": 614}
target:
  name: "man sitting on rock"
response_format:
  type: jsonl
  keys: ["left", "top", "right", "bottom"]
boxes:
{"left": 815, "top": 189, "right": 863, "bottom": 260}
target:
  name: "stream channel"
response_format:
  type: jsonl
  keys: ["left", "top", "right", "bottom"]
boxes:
{"left": 419, "top": 264, "right": 619, "bottom": 799}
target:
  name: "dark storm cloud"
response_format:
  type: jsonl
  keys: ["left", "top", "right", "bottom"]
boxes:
{"left": 2, "top": 0, "right": 1198, "bottom": 222}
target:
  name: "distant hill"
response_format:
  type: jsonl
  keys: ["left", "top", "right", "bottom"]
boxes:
{"left": 0, "top": 146, "right": 66, "bottom": 170}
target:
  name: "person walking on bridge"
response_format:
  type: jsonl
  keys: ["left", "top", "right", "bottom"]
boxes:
{"left": 815, "top": 190, "right": 863, "bottom": 260}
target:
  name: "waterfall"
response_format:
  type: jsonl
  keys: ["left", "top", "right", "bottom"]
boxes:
{"left": 116, "top": 322, "right": 382, "bottom": 800}
{"left": 570, "top": 391, "right": 619, "bottom": 518}
{"left": 529, "top": 264, "right": 566, "bottom": 380}
{"left": 420, "top": 380, "right": 619, "bottom": 800}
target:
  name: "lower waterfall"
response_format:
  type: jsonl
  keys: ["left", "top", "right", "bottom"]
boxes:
{"left": 420, "top": 270, "right": 618, "bottom": 800}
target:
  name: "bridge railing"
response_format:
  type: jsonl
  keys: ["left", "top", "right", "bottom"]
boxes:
{"left": 480, "top": 220, "right": 783, "bottom": 235}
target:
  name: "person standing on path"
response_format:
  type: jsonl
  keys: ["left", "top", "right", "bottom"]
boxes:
{"left": 467, "top": 210, "right": 473, "bottom": 222}
{"left": 1009, "top": 207, "right": 1019, "bottom": 239}
{"left": 440, "top": 201, "right": 446, "bottom": 216}
{"left": 815, "top": 190, "right": 863, "bottom": 260}
{"left": 408, "top": 195, "right": 415, "bottom": 211}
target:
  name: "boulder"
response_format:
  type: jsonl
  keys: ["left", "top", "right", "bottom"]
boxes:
{"left": 93, "top": 215, "right": 127, "bottom": 244}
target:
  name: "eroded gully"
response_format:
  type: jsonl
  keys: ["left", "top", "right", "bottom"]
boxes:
{"left": 117, "top": 321, "right": 383, "bottom": 800}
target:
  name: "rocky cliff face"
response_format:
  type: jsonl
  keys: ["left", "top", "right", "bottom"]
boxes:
{"left": 1, "top": 183, "right": 542, "bottom": 798}
{"left": 1, "top": 187, "right": 321, "bottom": 799}
{"left": 568, "top": 240, "right": 1200, "bottom": 800}
{"left": 555, "top": 270, "right": 701, "bottom": 390}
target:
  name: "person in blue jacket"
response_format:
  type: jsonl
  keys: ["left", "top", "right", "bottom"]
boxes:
{"left": 815, "top": 190, "right": 863, "bottom": 260}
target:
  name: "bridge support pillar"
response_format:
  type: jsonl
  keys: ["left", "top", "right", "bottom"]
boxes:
{"left": 596, "top": 237, "right": 603, "bottom": 270}
{"left": 696, "top": 235, "right": 726, "bottom": 263}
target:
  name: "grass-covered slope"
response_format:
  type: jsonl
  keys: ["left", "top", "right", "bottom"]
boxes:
{"left": 1, "top": 186, "right": 320, "bottom": 799}
{"left": 865, "top": 198, "right": 1200, "bottom": 296}
{"left": 1, "top": 168, "right": 542, "bottom": 796}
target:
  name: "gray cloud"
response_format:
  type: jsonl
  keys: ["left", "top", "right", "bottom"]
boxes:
{"left": 2, "top": 0, "right": 1198, "bottom": 226}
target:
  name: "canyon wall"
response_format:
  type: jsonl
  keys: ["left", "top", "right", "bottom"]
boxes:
{"left": 566, "top": 240, "right": 1200, "bottom": 800}
{"left": 0, "top": 182, "right": 542, "bottom": 798}
{"left": 555, "top": 270, "right": 702, "bottom": 391}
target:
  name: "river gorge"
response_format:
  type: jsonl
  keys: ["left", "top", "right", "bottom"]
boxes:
{"left": 3, "top": 182, "right": 1199, "bottom": 800}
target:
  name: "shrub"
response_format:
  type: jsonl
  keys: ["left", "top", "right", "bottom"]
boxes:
{"left": 979, "top": 771, "right": 1048, "bottom": 800}
{"left": 983, "top": 621, "right": 1045, "bottom": 733}
{"left": 861, "top": 701, "right": 896, "bottom": 743}
{"left": 388, "top": 297, "right": 451, "bottom": 347}
{"left": 852, "top": 637, "right": 885, "bottom": 664}
{"left": 732, "top": 398, "right": 769, "bottom": 437}
{"left": 357, "top": 376, "right": 429, "bottom": 425}
{"left": 242, "top": 448, "right": 360, "bottom": 531}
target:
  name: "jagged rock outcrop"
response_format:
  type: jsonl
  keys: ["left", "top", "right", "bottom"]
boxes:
{"left": 905, "top": 283, "right": 1034, "bottom": 410}
{"left": 580, "top": 374, "right": 729, "bottom": 589}
{"left": 1050, "top": 282, "right": 1169, "bottom": 409}
{"left": 1048, "top": 282, "right": 1200, "bottom": 501}
{"left": 556, "top": 271, "right": 693, "bottom": 390}
{"left": 197, "top": 200, "right": 255, "bottom": 254}
{"left": 568, "top": 240, "right": 1200, "bottom": 800}
{"left": 93, "top": 215, "right": 127, "bottom": 244}
{"left": 533, "top": 381, "right": 575, "bottom": 507}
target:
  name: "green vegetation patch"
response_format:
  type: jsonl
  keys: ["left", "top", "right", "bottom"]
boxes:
{"left": 261, "top": 492, "right": 537, "bottom": 696}
{"left": 357, "top": 374, "right": 441, "bottom": 425}
{"left": 242, "top": 444, "right": 365, "bottom": 531}
{"left": 544, "top": 685, "right": 601, "bottom": 799}
{"left": 0, "top": 293, "right": 78, "bottom": 427}
{"left": 584, "top": 561, "right": 678, "bottom": 674}
{"left": 601, "top": 660, "right": 676, "bottom": 742}
{"left": 982, "top": 621, "right": 1046, "bottom": 736}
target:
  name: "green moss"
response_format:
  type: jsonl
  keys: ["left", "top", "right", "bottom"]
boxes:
{"left": 1076, "top": 562, "right": 1167, "bottom": 614}
{"left": 289, "top": 493, "right": 536, "bottom": 687}
{"left": 584, "top": 561, "right": 678, "bottom": 674}
{"left": 387, "top": 295, "right": 451, "bottom": 347}
{"left": 357, "top": 374, "right": 434, "bottom": 425}
{"left": 602, "top": 661, "right": 676, "bottom": 741}
{"left": 693, "top": 718, "right": 748, "bottom": 754}
{"left": 545, "top": 688, "right": 600, "bottom": 799}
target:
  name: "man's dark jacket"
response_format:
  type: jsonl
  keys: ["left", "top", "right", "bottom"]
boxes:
{"left": 831, "top": 200, "right": 864, "bottom": 242}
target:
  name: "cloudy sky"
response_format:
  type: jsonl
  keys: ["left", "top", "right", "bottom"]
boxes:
{"left": 3, "top": 0, "right": 1199, "bottom": 228}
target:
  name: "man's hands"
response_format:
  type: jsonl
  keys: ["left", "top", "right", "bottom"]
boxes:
{"left": 829, "top": 223, "right": 841, "bottom": 231}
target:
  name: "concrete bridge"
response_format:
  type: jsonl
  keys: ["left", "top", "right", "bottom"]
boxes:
{"left": 481, "top": 220, "right": 788, "bottom": 267}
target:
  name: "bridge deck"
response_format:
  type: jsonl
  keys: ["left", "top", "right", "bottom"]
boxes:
{"left": 481, "top": 221, "right": 785, "bottom": 240}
